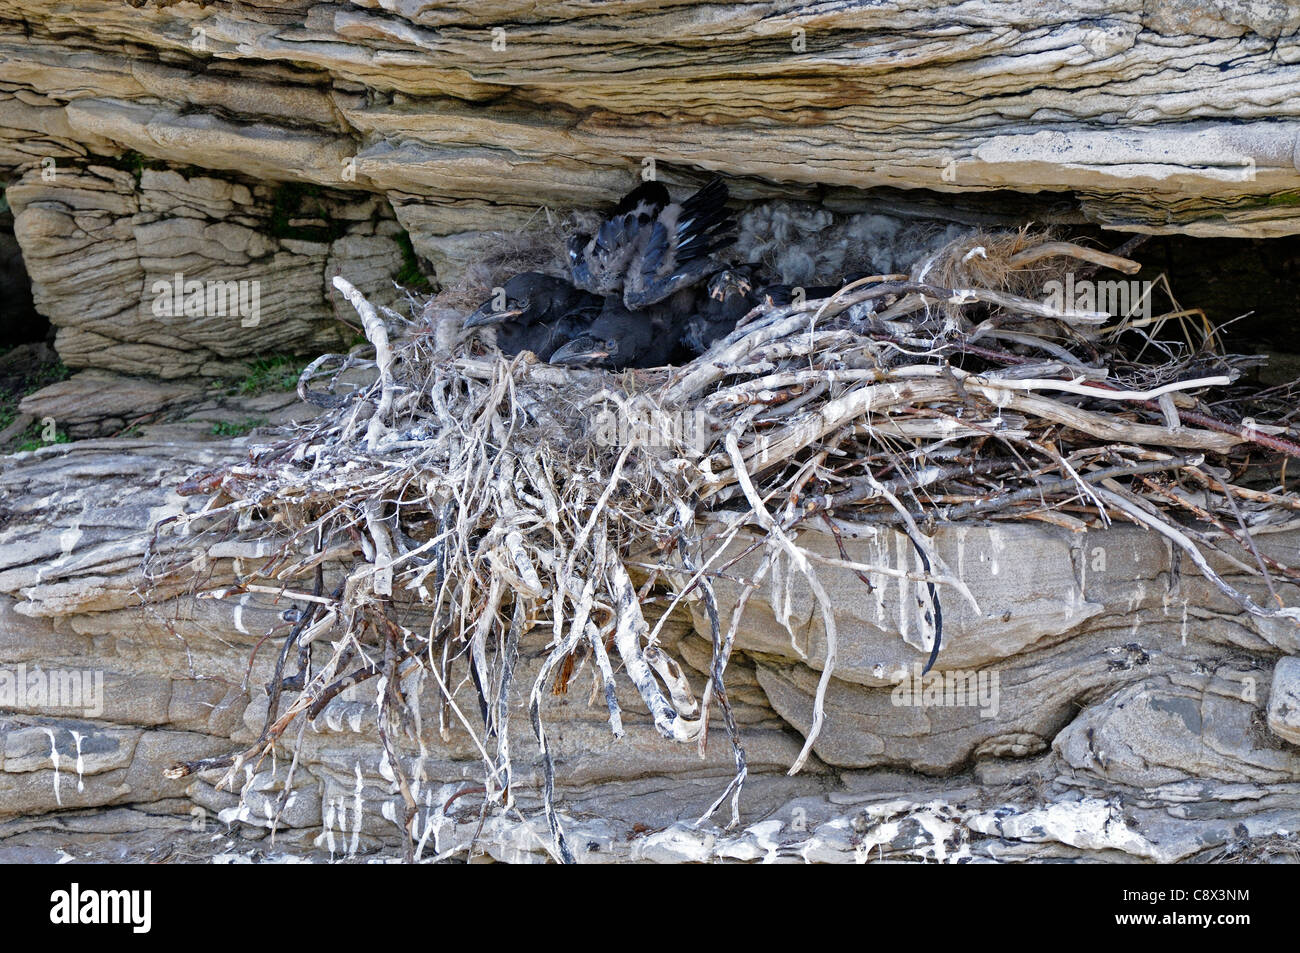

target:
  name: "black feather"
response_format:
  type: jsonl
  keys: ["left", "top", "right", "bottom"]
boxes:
{"left": 570, "top": 178, "right": 736, "bottom": 310}
{"left": 613, "top": 180, "right": 670, "bottom": 220}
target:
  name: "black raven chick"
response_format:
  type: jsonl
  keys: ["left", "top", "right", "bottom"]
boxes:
{"left": 679, "top": 268, "right": 760, "bottom": 356}
{"left": 464, "top": 272, "right": 602, "bottom": 360}
{"left": 568, "top": 179, "right": 735, "bottom": 311}
{"left": 549, "top": 290, "right": 693, "bottom": 370}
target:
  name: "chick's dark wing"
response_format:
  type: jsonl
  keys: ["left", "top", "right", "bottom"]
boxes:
{"left": 570, "top": 210, "right": 647, "bottom": 295}
{"left": 623, "top": 179, "right": 735, "bottom": 309}
{"left": 613, "top": 180, "right": 671, "bottom": 221}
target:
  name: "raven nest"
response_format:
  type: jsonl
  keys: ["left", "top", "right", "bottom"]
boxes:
{"left": 151, "top": 230, "right": 1300, "bottom": 863}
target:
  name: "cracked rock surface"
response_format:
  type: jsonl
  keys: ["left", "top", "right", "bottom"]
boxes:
{"left": 0, "top": 442, "right": 1297, "bottom": 862}
{"left": 2, "top": 1, "right": 1300, "bottom": 861}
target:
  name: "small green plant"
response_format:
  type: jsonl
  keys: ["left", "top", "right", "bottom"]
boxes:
{"left": 106, "top": 150, "right": 169, "bottom": 186}
{"left": 267, "top": 182, "right": 346, "bottom": 243}
{"left": 211, "top": 417, "right": 267, "bottom": 438}
{"left": 394, "top": 231, "right": 432, "bottom": 292}
{"left": 236, "top": 355, "right": 306, "bottom": 396}
{"left": 14, "top": 424, "right": 70, "bottom": 453}
{"left": 23, "top": 360, "right": 69, "bottom": 394}
{"left": 1, "top": 356, "right": 70, "bottom": 453}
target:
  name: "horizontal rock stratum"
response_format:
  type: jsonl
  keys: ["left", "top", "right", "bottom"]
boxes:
{"left": 6, "top": 0, "right": 1300, "bottom": 224}
{"left": 0, "top": 438, "right": 1297, "bottom": 862}
{"left": 4, "top": 1, "right": 1300, "bottom": 377}
{"left": 1, "top": 1, "right": 1299, "bottom": 863}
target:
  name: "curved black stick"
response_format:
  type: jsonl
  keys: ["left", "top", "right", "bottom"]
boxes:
{"left": 900, "top": 529, "right": 943, "bottom": 675}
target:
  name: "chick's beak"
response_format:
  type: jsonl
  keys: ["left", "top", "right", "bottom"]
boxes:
{"left": 549, "top": 338, "right": 610, "bottom": 366}
{"left": 464, "top": 302, "right": 523, "bottom": 329}
{"left": 710, "top": 272, "right": 752, "bottom": 301}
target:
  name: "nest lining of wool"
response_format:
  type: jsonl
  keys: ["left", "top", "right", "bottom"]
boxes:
{"left": 147, "top": 228, "right": 1300, "bottom": 863}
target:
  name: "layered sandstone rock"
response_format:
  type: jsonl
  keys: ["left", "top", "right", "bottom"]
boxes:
{"left": 6, "top": 165, "right": 404, "bottom": 378}
{"left": 4, "top": 0, "right": 1300, "bottom": 385}
{"left": 2, "top": 1, "right": 1300, "bottom": 862}
{"left": 0, "top": 439, "right": 1296, "bottom": 862}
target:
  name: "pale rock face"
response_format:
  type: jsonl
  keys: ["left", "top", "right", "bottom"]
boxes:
{"left": 2, "top": 1, "right": 1300, "bottom": 862}
{"left": 1268, "top": 657, "right": 1300, "bottom": 747}
{"left": 0, "top": 440, "right": 1298, "bottom": 861}
{"left": 2, "top": 0, "right": 1300, "bottom": 385}
{"left": 6, "top": 166, "right": 404, "bottom": 380}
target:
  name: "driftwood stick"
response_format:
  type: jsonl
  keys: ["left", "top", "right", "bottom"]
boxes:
{"left": 332, "top": 275, "right": 395, "bottom": 451}
{"left": 1007, "top": 241, "right": 1141, "bottom": 275}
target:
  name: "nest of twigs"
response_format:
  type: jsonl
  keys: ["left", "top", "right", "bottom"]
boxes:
{"left": 148, "top": 230, "right": 1300, "bottom": 862}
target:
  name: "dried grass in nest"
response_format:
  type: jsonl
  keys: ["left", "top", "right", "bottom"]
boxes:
{"left": 428, "top": 210, "right": 601, "bottom": 312}
{"left": 919, "top": 227, "right": 1054, "bottom": 293}
{"left": 911, "top": 226, "right": 1145, "bottom": 324}
{"left": 146, "top": 229, "right": 1300, "bottom": 863}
